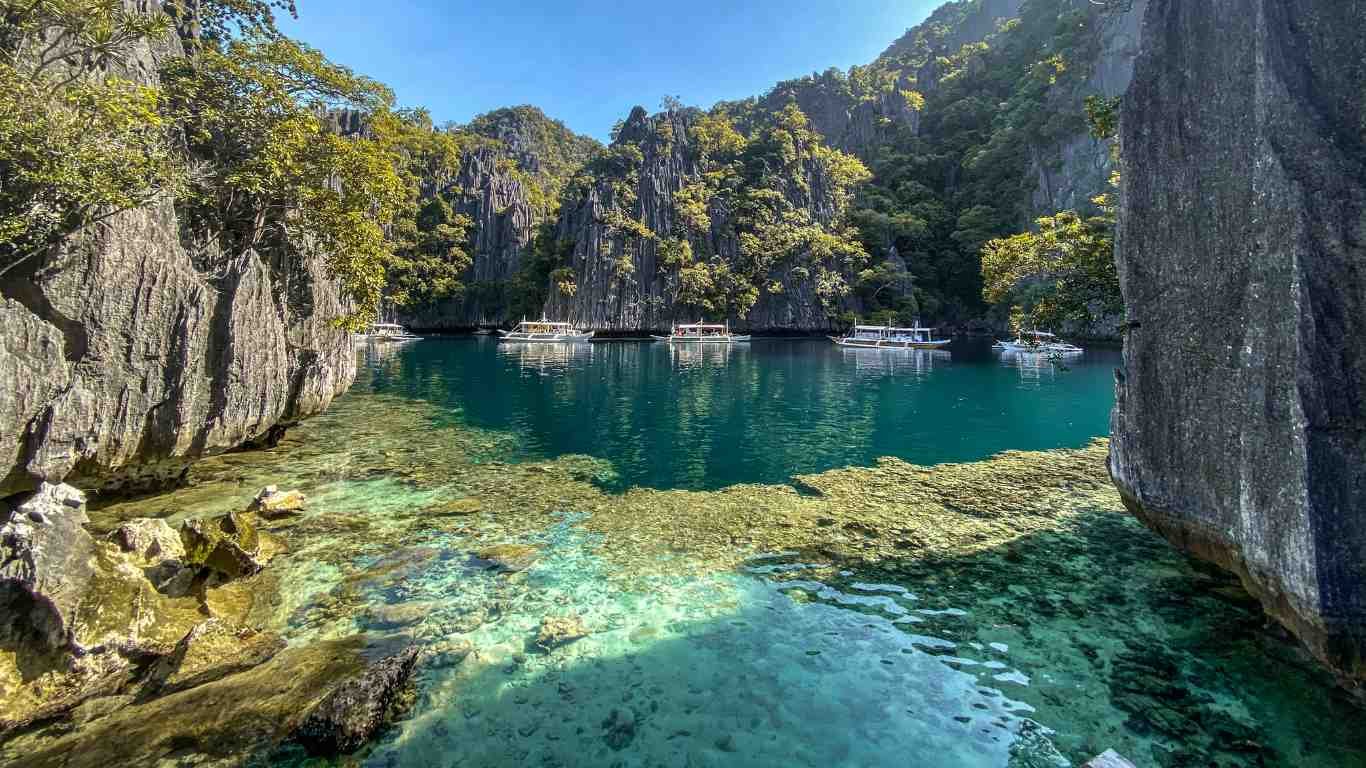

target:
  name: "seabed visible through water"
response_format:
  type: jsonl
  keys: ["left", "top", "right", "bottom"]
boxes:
{"left": 4, "top": 340, "right": 1365, "bottom": 768}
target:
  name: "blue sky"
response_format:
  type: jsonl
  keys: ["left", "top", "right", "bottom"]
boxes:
{"left": 280, "top": 1, "right": 942, "bottom": 142}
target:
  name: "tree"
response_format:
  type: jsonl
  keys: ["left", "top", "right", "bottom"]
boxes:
{"left": 161, "top": 30, "right": 408, "bottom": 327}
{"left": 980, "top": 202, "right": 1120, "bottom": 333}
{"left": 1, "top": 1, "right": 182, "bottom": 277}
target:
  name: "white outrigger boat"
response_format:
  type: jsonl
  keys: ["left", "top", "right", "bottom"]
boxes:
{"left": 830, "top": 323, "right": 951, "bottom": 350}
{"left": 497, "top": 318, "right": 593, "bottom": 343}
{"left": 992, "top": 330, "right": 1084, "bottom": 355}
{"left": 357, "top": 322, "right": 421, "bottom": 343}
{"left": 653, "top": 321, "right": 750, "bottom": 343}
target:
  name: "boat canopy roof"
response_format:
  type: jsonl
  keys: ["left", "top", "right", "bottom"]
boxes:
{"left": 675, "top": 323, "right": 727, "bottom": 330}
{"left": 853, "top": 325, "right": 937, "bottom": 333}
{"left": 516, "top": 320, "right": 574, "bottom": 329}
{"left": 371, "top": 323, "right": 405, "bottom": 329}
{"left": 1020, "top": 330, "right": 1057, "bottom": 338}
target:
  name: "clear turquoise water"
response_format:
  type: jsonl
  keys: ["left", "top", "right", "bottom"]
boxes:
{"left": 85, "top": 337, "right": 1363, "bottom": 768}
{"left": 365, "top": 338, "right": 1120, "bottom": 490}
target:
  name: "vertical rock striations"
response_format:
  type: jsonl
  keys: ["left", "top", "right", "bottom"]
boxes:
{"left": 1111, "top": 0, "right": 1366, "bottom": 678}
{"left": 0, "top": 4, "right": 357, "bottom": 498}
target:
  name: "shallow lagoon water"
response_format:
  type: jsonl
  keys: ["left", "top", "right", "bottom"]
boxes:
{"left": 48, "top": 338, "right": 1366, "bottom": 768}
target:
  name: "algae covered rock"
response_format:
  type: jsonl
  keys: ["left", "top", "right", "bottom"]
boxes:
{"left": 109, "top": 518, "right": 185, "bottom": 563}
{"left": 249, "top": 486, "right": 307, "bottom": 518}
{"left": 142, "top": 618, "right": 285, "bottom": 696}
{"left": 474, "top": 543, "right": 539, "bottom": 573}
{"left": 0, "top": 483, "right": 95, "bottom": 649}
{"left": 180, "top": 511, "right": 270, "bottom": 580}
{"left": 293, "top": 645, "right": 421, "bottom": 756}
{"left": 430, "top": 496, "right": 482, "bottom": 516}
{"left": 536, "top": 614, "right": 589, "bottom": 650}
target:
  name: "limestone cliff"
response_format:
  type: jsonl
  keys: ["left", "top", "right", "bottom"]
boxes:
{"left": 397, "top": 107, "right": 599, "bottom": 329}
{"left": 0, "top": 6, "right": 357, "bottom": 497}
{"left": 1111, "top": 0, "right": 1366, "bottom": 677}
{"left": 544, "top": 106, "right": 866, "bottom": 332}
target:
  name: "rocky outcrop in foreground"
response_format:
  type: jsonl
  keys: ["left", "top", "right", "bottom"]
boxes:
{"left": 1111, "top": 0, "right": 1366, "bottom": 678}
{"left": 0, "top": 15, "right": 356, "bottom": 498}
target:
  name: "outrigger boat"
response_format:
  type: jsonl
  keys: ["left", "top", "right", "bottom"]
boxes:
{"left": 357, "top": 322, "right": 421, "bottom": 343}
{"left": 992, "top": 330, "right": 1084, "bottom": 355}
{"left": 653, "top": 320, "right": 750, "bottom": 343}
{"left": 830, "top": 322, "right": 951, "bottom": 350}
{"left": 498, "top": 318, "right": 593, "bottom": 343}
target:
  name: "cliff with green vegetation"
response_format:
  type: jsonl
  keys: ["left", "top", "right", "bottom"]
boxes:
{"left": 542, "top": 104, "right": 870, "bottom": 331}
{"left": 1110, "top": 0, "right": 1366, "bottom": 679}
{"left": 0, "top": 0, "right": 454, "bottom": 495}
{"left": 395, "top": 107, "right": 601, "bottom": 329}
{"left": 383, "top": 0, "right": 1146, "bottom": 333}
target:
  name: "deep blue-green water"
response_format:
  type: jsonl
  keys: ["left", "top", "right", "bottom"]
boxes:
{"left": 366, "top": 337, "right": 1119, "bottom": 490}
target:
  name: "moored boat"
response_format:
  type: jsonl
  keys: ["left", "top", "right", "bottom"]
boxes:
{"left": 357, "top": 322, "right": 421, "bottom": 343}
{"left": 830, "top": 323, "right": 951, "bottom": 350}
{"left": 497, "top": 318, "right": 593, "bottom": 343}
{"left": 992, "top": 330, "right": 1084, "bottom": 354}
{"left": 653, "top": 321, "right": 750, "bottom": 343}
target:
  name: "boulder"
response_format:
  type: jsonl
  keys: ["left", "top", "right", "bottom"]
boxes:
{"left": 535, "top": 614, "right": 589, "bottom": 651}
{"left": 0, "top": 483, "right": 95, "bottom": 649}
{"left": 473, "top": 543, "right": 539, "bottom": 573}
{"left": 1112, "top": 0, "right": 1366, "bottom": 678}
{"left": 180, "top": 511, "right": 269, "bottom": 580}
{"left": 109, "top": 518, "right": 185, "bottom": 563}
{"left": 249, "top": 486, "right": 307, "bottom": 518}
{"left": 293, "top": 645, "right": 421, "bottom": 756}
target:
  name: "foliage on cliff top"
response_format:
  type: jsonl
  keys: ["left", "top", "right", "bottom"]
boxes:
{"left": 0, "top": 1, "right": 183, "bottom": 277}
{"left": 555, "top": 101, "right": 871, "bottom": 320}
{"left": 0, "top": 0, "right": 464, "bottom": 328}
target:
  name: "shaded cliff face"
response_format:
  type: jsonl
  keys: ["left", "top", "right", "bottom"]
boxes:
{"left": 1111, "top": 0, "right": 1366, "bottom": 677}
{"left": 397, "top": 107, "right": 600, "bottom": 329}
{"left": 0, "top": 13, "right": 357, "bottom": 498}
{"left": 399, "top": 145, "right": 538, "bottom": 329}
{"left": 544, "top": 106, "right": 867, "bottom": 332}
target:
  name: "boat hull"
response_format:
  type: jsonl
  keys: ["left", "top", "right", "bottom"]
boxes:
{"left": 831, "top": 337, "right": 950, "bottom": 350}
{"left": 498, "top": 330, "right": 594, "bottom": 343}
{"left": 655, "top": 335, "right": 750, "bottom": 343}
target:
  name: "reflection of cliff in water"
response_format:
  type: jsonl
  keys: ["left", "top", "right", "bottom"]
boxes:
{"left": 497, "top": 341, "right": 594, "bottom": 375}
{"left": 840, "top": 347, "right": 952, "bottom": 379}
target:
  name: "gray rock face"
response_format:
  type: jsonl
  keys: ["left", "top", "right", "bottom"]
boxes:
{"left": 0, "top": 484, "right": 94, "bottom": 650}
{"left": 1111, "top": 0, "right": 1366, "bottom": 678}
{"left": 1029, "top": 1, "right": 1147, "bottom": 219}
{"left": 0, "top": 6, "right": 357, "bottom": 497}
{"left": 399, "top": 146, "right": 538, "bottom": 329}
{"left": 294, "top": 645, "right": 421, "bottom": 756}
{"left": 546, "top": 107, "right": 852, "bottom": 332}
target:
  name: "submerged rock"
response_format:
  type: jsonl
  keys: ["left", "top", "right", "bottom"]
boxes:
{"left": 249, "top": 486, "right": 307, "bottom": 518}
{"left": 0, "top": 483, "right": 95, "bottom": 649}
{"left": 293, "top": 645, "right": 421, "bottom": 756}
{"left": 109, "top": 518, "right": 185, "bottom": 563}
{"left": 474, "top": 543, "right": 539, "bottom": 573}
{"left": 1111, "top": 0, "right": 1366, "bottom": 679}
{"left": 430, "top": 497, "right": 482, "bottom": 516}
{"left": 1085, "top": 750, "right": 1136, "bottom": 768}
{"left": 536, "top": 614, "right": 589, "bottom": 651}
